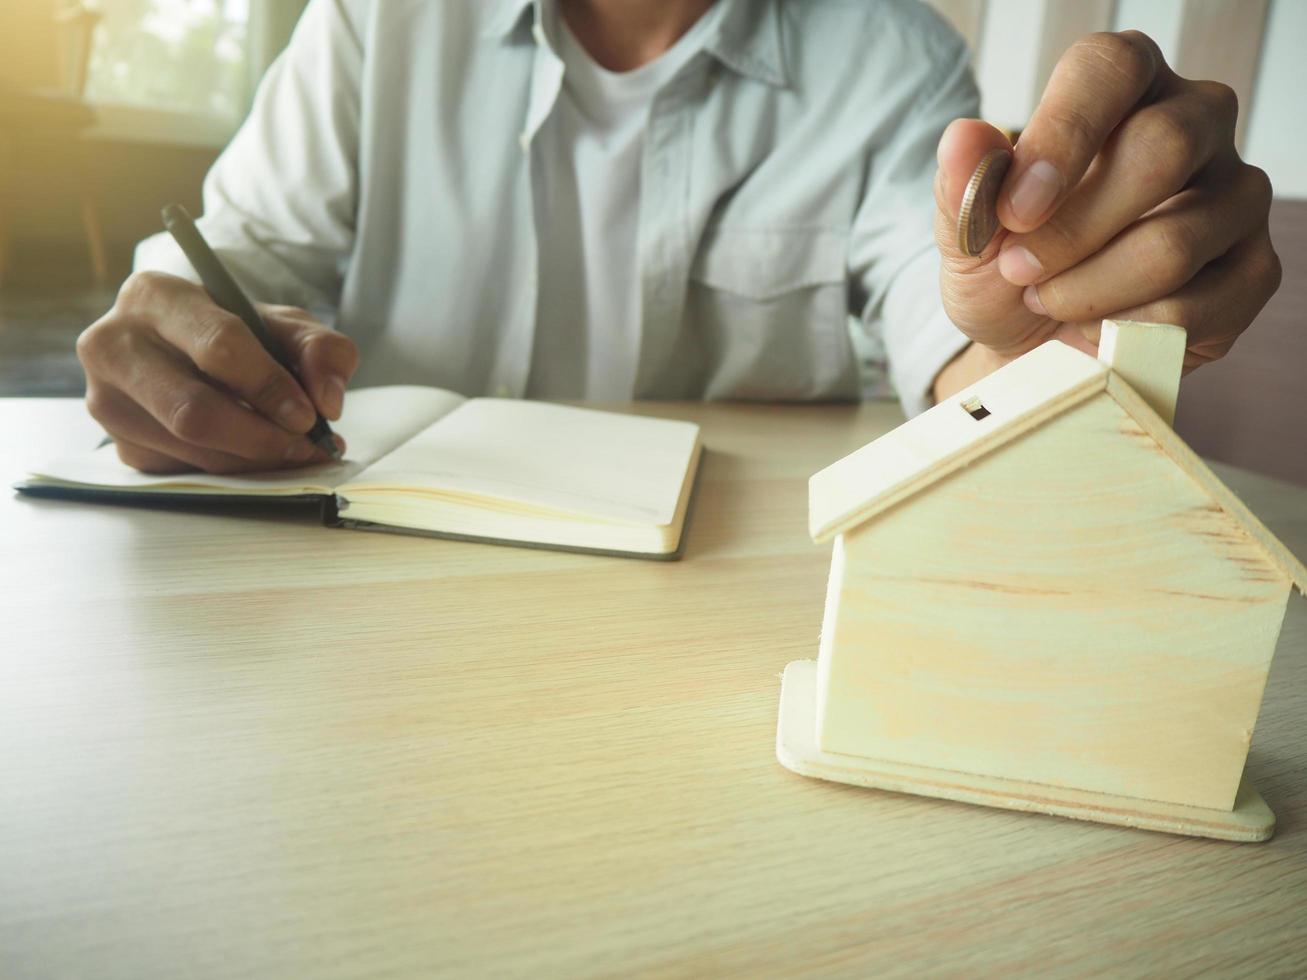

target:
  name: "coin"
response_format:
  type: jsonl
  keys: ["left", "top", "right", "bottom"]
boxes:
{"left": 956, "top": 148, "right": 1013, "bottom": 257}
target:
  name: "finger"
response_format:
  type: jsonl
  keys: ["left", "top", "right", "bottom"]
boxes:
{"left": 935, "top": 118, "right": 1056, "bottom": 357}
{"left": 112, "top": 438, "right": 194, "bottom": 475}
{"left": 1095, "top": 231, "right": 1281, "bottom": 370}
{"left": 1000, "top": 31, "right": 1171, "bottom": 232}
{"left": 1021, "top": 164, "right": 1273, "bottom": 321}
{"left": 107, "top": 330, "right": 325, "bottom": 463}
{"left": 1047, "top": 321, "right": 1102, "bottom": 358}
{"left": 998, "top": 85, "right": 1241, "bottom": 287}
{"left": 88, "top": 386, "right": 304, "bottom": 474}
{"left": 115, "top": 272, "right": 318, "bottom": 434}
{"left": 147, "top": 296, "right": 318, "bottom": 436}
{"left": 262, "top": 308, "right": 359, "bottom": 421}
{"left": 935, "top": 118, "right": 1014, "bottom": 255}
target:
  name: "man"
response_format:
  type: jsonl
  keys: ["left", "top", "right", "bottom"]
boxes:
{"left": 75, "top": 0, "right": 1279, "bottom": 474}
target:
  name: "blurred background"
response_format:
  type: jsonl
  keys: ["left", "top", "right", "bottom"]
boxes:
{"left": 936, "top": 0, "right": 1307, "bottom": 486}
{"left": 0, "top": 0, "right": 1303, "bottom": 483}
{"left": 0, "top": 0, "right": 304, "bottom": 395}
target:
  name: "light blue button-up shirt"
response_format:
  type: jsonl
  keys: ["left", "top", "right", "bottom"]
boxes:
{"left": 136, "top": 0, "right": 978, "bottom": 415}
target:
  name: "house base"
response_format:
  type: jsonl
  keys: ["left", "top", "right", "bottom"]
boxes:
{"left": 776, "top": 659, "right": 1275, "bottom": 843}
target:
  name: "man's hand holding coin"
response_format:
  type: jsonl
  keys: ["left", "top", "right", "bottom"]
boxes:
{"left": 932, "top": 30, "right": 1281, "bottom": 400}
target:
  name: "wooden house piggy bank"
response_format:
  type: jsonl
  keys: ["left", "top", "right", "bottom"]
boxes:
{"left": 777, "top": 321, "right": 1305, "bottom": 841}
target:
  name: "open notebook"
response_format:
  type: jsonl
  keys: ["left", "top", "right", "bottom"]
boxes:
{"left": 17, "top": 386, "right": 704, "bottom": 559}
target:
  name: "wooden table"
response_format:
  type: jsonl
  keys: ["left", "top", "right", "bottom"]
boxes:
{"left": 2, "top": 398, "right": 1305, "bottom": 978}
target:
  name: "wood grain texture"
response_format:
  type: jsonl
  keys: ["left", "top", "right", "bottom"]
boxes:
{"left": 809, "top": 340, "right": 1107, "bottom": 542}
{"left": 816, "top": 393, "right": 1289, "bottom": 811}
{"left": 2, "top": 398, "right": 1306, "bottom": 979}
{"left": 1108, "top": 374, "right": 1307, "bottom": 591}
{"left": 780, "top": 660, "right": 1275, "bottom": 842}
{"left": 1098, "top": 319, "right": 1186, "bottom": 426}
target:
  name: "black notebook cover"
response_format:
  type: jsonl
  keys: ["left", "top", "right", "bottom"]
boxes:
{"left": 15, "top": 451, "right": 703, "bottom": 561}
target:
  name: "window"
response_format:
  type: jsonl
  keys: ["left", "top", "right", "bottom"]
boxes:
{"left": 85, "top": 0, "right": 251, "bottom": 119}
{"left": 57, "top": 1, "right": 305, "bottom": 147}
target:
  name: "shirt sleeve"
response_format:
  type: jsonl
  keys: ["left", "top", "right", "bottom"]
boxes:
{"left": 847, "top": 22, "right": 981, "bottom": 418}
{"left": 133, "top": 0, "right": 366, "bottom": 312}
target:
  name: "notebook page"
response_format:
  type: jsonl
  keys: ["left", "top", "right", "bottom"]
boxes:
{"left": 339, "top": 400, "right": 701, "bottom": 525}
{"left": 25, "top": 386, "right": 465, "bottom": 494}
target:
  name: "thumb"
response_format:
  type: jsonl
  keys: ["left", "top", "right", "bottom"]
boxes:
{"left": 935, "top": 118, "right": 1012, "bottom": 256}
{"left": 261, "top": 305, "right": 360, "bottom": 421}
{"left": 935, "top": 119, "right": 1054, "bottom": 357}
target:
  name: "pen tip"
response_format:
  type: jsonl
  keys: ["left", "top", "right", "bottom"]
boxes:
{"left": 306, "top": 420, "right": 342, "bottom": 461}
{"left": 320, "top": 436, "right": 343, "bottom": 461}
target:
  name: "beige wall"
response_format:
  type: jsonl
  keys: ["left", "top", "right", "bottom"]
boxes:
{"left": 4, "top": 137, "right": 217, "bottom": 253}
{"left": 0, "top": 0, "right": 61, "bottom": 92}
{"left": 0, "top": 1, "right": 291, "bottom": 276}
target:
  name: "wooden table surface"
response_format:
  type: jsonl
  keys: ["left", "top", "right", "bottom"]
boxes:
{"left": 2, "top": 397, "right": 1305, "bottom": 979}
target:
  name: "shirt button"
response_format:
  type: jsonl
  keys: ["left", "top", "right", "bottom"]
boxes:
{"left": 519, "top": 131, "right": 530, "bottom": 153}
{"left": 531, "top": 23, "right": 545, "bottom": 45}
{"left": 495, "top": 384, "right": 511, "bottom": 398}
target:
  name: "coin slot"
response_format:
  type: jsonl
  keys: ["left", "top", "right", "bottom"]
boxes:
{"left": 961, "top": 396, "right": 990, "bottom": 421}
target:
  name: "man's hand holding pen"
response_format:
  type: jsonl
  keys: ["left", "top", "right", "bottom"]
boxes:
{"left": 77, "top": 270, "right": 357, "bottom": 474}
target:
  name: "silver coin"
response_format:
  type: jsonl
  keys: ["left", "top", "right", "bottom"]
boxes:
{"left": 956, "top": 148, "right": 1013, "bottom": 257}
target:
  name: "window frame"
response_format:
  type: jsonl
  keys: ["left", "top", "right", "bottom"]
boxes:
{"left": 83, "top": 2, "right": 301, "bottom": 148}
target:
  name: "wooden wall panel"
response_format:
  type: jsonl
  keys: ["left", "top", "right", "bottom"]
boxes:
{"left": 1173, "top": 0, "right": 1270, "bottom": 148}
{"left": 1033, "top": 0, "right": 1118, "bottom": 112}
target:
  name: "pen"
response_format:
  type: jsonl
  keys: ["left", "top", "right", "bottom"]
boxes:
{"left": 160, "top": 203, "right": 341, "bottom": 461}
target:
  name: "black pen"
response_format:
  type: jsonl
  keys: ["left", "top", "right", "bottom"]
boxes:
{"left": 161, "top": 203, "right": 341, "bottom": 460}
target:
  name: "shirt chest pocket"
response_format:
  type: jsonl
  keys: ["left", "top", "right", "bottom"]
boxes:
{"left": 685, "top": 226, "right": 854, "bottom": 399}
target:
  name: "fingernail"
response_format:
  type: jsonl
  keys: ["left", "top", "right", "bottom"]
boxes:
{"left": 277, "top": 397, "right": 314, "bottom": 432}
{"left": 1007, "top": 160, "right": 1062, "bottom": 225}
{"left": 322, "top": 377, "right": 346, "bottom": 420}
{"left": 1023, "top": 284, "right": 1048, "bottom": 317}
{"left": 998, "top": 244, "right": 1044, "bottom": 286}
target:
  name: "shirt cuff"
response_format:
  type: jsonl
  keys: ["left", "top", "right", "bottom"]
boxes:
{"left": 133, "top": 231, "right": 201, "bottom": 284}
{"left": 886, "top": 304, "right": 971, "bottom": 419}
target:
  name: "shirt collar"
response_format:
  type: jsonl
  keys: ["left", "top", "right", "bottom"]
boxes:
{"left": 482, "top": 0, "right": 789, "bottom": 88}
{"left": 703, "top": 0, "right": 788, "bottom": 88}
{"left": 482, "top": 0, "right": 535, "bottom": 40}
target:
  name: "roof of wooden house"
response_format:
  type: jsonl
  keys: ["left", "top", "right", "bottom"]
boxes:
{"left": 808, "top": 340, "right": 1307, "bottom": 592}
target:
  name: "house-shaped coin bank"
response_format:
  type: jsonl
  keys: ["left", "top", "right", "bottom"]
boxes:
{"left": 776, "top": 321, "right": 1306, "bottom": 841}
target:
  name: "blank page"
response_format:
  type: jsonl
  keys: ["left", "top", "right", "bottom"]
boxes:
{"left": 24, "top": 386, "right": 465, "bottom": 495}
{"left": 339, "top": 400, "right": 701, "bottom": 526}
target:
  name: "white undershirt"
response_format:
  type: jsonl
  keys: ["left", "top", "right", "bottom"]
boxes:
{"left": 528, "top": 7, "right": 719, "bottom": 400}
